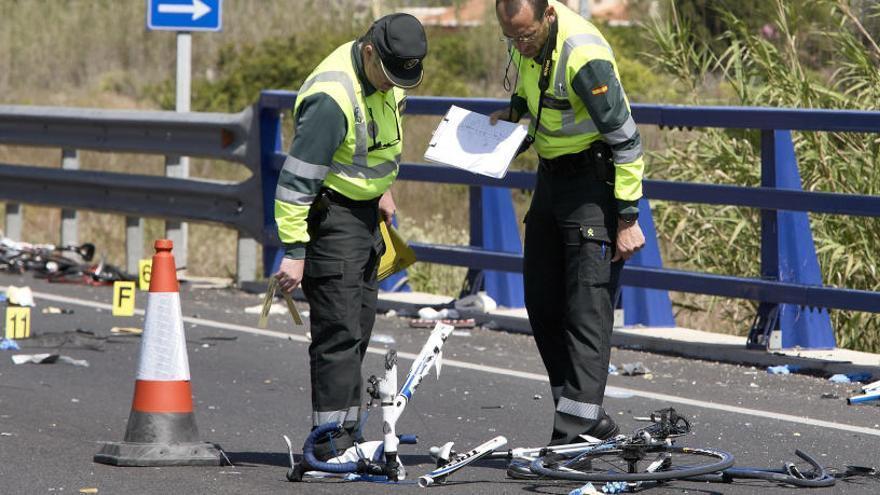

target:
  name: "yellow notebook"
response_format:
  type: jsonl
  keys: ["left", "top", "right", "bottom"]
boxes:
{"left": 378, "top": 222, "right": 417, "bottom": 281}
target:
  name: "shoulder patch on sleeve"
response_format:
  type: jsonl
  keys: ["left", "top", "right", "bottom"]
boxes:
{"left": 591, "top": 84, "right": 609, "bottom": 96}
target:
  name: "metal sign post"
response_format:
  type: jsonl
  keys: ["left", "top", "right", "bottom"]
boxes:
{"left": 146, "top": 0, "right": 223, "bottom": 275}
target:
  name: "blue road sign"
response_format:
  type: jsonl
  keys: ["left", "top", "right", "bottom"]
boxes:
{"left": 147, "top": 0, "right": 222, "bottom": 32}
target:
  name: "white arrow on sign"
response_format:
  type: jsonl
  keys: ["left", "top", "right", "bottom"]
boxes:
{"left": 158, "top": 0, "right": 212, "bottom": 21}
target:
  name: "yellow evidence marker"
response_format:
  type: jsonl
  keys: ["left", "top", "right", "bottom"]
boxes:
{"left": 5, "top": 306, "right": 31, "bottom": 339}
{"left": 138, "top": 258, "right": 153, "bottom": 291}
{"left": 112, "top": 281, "right": 137, "bottom": 316}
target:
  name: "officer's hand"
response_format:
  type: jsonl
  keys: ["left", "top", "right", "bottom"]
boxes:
{"left": 378, "top": 190, "right": 396, "bottom": 226}
{"left": 612, "top": 220, "right": 645, "bottom": 262}
{"left": 275, "top": 258, "right": 304, "bottom": 294}
{"left": 489, "top": 107, "right": 516, "bottom": 125}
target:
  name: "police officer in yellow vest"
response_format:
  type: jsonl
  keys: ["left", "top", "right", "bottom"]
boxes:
{"left": 274, "top": 13, "right": 427, "bottom": 462}
{"left": 491, "top": 0, "right": 646, "bottom": 471}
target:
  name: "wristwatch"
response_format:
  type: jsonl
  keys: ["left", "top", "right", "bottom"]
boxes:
{"left": 618, "top": 212, "right": 639, "bottom": 225}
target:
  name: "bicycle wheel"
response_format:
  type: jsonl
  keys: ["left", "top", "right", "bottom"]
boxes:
{"left": 689, "top": 450, "right": 836, "bottom": 487}
{"left": 531, "top": 444, "right": 734, "bottom": 482}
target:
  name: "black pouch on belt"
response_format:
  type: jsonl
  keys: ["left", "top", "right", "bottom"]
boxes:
{"left": 587, "top": 141, "right": 614, "bottom": 183}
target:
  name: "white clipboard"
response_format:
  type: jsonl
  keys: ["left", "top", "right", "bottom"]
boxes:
{"left": 424, "top": 105, "right": 528, "bottom": 179}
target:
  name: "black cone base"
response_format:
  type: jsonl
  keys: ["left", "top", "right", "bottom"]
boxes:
{"left": 94, "top": 411, "right": 222, "bottom": 466}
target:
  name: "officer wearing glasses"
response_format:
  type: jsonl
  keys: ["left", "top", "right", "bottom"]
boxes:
{"left": 274, "top": 13, "right": 427, "bottom": 463}
{"left": 490, "top": 0, "right": 646, "bottom": 478}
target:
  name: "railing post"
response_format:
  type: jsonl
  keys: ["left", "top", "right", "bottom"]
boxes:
{"left": 5, "top": 203, "right": 22, "bottom": 241}
{"left": 259, "top": 104, "right": 285, "bottom": 278}
{"left": 748, "top": 129, "right": 835, "bottom": 350}
{"left": 459, "top": 186, "right": 485, "bottom": 297}
{"left": 60, "top": 149, "right": 79, "bottom": 246}
{"left": 747, "top": 129, "right": 783, "bottom": 349}
{"left": 126, "top": 217, "right": 144, "bottom": 276}
{"left": 236, "top": 234, "right": 258, "bottom": 283}
{"left": 165, "top": 156, "right": 189, "bottom": 275}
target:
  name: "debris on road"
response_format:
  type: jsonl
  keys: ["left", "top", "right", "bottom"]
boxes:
{"left": 533, "top": 394, "right": 542, "bottom": 400}
{"left": 111, "top": 326, "right": 142, "bottom": 335}
{"left": 829, "top": 372, "right": 872, "bottom": 384}
{"left": 608, "top": 364, "right": 618, "bottom": 375}
{"left": 568, "top": 481, "right": 599, "bottom": 494}
{"left": 58, "top": 356, "right": 89, "bottom": 367}
{"left": 767, "top": 364, "right": 800, "bottom": 375}
{"left": 620, "top": 362, "right": 649, "bottom": 376}
{"left": 821, "top": 392, "right": 840, "bottom": 399}
{"left": 12, "top": 353, "right": 59, "bottom": 364}
{"left": 11, "top": 353, "right": 89, "bottom": 366}
{"left": 25, "top": 330, "right": 106, "bottom": 351}
{"left": 6, "top": 285, "right": 35, "bottom": 306}
{"left": 417, "top": 307, "right": 460, "bottom": 320}
{"left": 454, "top": 292, "right": 497, "bottom": 312}
{"left": 370, "top": 333, "right": 396, "bottom": 345}
{"left": 42, "top": 306, "right": 74, "bottom": 315}
{"left": 1, "top": 338, "right": 20, "bottom": 351}
{"left": 410, "top": 318, "right": 475, "bottom": 329}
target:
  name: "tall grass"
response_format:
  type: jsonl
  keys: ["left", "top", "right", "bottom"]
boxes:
{"left": 0, "top": 0, "right": 373, "bottom": 102}
{"left": 643, "top": 0, "right": 880, "bottom": 351}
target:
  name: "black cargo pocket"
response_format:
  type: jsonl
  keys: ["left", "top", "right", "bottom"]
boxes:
{"left": 304, "top": 258, "right": 344, "bottom": 280}
{"left": 575, "top": 225, "right": 611, "bottom": 286}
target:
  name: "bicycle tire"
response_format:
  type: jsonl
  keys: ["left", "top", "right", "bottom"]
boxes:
{"left": 530, "top": 444, "right": 734, "bottom": 482}
{"left": 689, "top": 449, "right": 835, "bottom": 487}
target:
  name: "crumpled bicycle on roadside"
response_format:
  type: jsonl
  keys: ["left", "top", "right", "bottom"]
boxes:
{"left": 0, "top": 238, "right": 132, "bottom": 285}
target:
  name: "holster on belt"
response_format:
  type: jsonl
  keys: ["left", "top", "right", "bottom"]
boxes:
{"left": 540, "top": 141, "right": 614, "bottom": 181}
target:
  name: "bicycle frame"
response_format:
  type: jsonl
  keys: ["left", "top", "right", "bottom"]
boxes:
{"left": 286, "top": 321, "right": 455, "bottom": 482}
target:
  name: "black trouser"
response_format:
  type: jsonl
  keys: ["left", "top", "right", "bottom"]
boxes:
{"left": 302, "top": 191, "right": 384, "bottom": 459}
{"left": 523, "top": 154, "right": 624, "bottom": 445}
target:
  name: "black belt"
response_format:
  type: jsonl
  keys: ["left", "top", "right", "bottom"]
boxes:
{"left": 539, "top": 141, "right": 613, "bottom": 180}
{"left": 321, "top": 188, "right": 380, "bottom": 208}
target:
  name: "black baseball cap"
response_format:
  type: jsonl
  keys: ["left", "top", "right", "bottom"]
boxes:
{"left": 371, "top": 13, "right": 427, "bottom": 89}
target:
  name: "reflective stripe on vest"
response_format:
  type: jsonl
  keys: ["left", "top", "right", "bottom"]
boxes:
{"left": 298, "top": 70, "right": 369, "bottom": 167}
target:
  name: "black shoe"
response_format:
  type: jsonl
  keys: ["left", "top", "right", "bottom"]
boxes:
{"left": 550, "top": 409, "right": 621, "bottom": 446}
{"left": 578, "top": 410, "right": 619, "bottom": 441}
{"left": 506, "top": 452, "right": 565, "bottom": 480}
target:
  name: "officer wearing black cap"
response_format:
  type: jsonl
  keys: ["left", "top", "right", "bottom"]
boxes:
{"left": 274, "top": 13, "right": 427, "bottom": 463}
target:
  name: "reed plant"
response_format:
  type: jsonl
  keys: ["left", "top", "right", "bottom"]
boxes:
{"left": 643, "top": 0, "right": 880, "bottom": 351}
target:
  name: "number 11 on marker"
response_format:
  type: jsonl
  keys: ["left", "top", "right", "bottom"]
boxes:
{"left": 5, "top": 306, "right": 31, "bottom": 339}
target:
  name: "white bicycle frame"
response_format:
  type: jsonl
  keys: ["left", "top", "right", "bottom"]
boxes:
{"left": 374, "top": 321, "right": 454, "bottom": 467}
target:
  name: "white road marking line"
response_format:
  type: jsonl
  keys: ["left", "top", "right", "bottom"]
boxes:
{"left": 33, "top": 290, "right": 880, "bottom": 438}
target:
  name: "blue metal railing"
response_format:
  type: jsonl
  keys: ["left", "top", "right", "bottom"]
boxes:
{"left": 257, "top": 91, "right": 880, "bottom": 315}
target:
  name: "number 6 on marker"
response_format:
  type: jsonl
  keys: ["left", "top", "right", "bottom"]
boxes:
{"left": 139, "top": 259, "right": 153, "bottom": 291}
{"left": 5, "top": 306, "right": 31, "bottom": 339}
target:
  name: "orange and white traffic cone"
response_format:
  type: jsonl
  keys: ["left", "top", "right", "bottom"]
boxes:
{"left": 95, "top": 239, "right": 222, "bottom": 466}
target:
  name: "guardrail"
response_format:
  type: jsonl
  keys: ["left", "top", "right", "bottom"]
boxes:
{"left": 259, "top": 91, "right": 880, "bottom": 348}
{"left": 0, "top": 104, "right": 263, "bottom": 279}
{"left": 1, "top": 94, "right": 878, "bottom": 349}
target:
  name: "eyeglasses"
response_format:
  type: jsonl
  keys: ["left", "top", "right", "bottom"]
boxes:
{"left": 499, "top": 9, "right": 548, "bottom": 44}
{"left": 500, "top": 30, "right": 541, "bottom": 44}
{"left": 367, "top": 101, "right": 401, "bottom": 152}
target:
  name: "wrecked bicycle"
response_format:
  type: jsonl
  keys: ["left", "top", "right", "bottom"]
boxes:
{"left": 522, "top": 408, "right": 834, "bottom": 489}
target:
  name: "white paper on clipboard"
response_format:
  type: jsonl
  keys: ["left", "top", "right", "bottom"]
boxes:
{"left": 423, "top": 105, "right": 528, "bottom": 179}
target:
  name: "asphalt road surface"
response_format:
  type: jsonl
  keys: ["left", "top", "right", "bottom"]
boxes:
{"left": 1, "top": 272, "right": 878, "bottom": 494}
